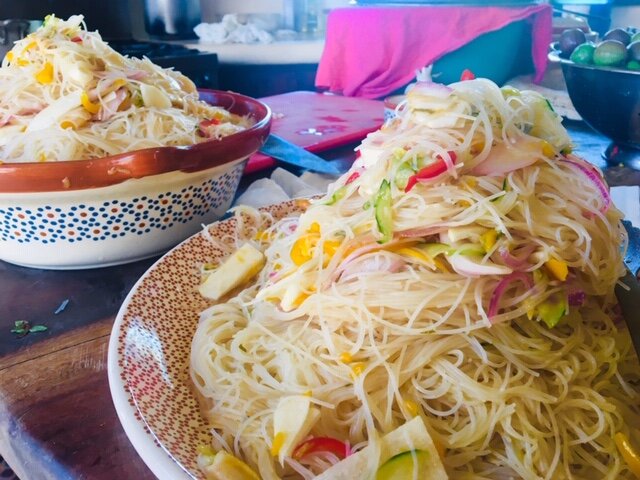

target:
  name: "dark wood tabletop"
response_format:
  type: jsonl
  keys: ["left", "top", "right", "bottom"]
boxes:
{"left": 0, "top": 121, "right": 638, "bottom": 480}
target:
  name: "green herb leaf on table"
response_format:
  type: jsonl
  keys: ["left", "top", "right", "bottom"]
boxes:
{"left": 10, "top": 320, "right": 48, "bottom": 337}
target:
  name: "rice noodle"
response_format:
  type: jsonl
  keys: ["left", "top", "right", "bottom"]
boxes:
{"left": 191, "top": 79, "right": 639, "bottom": 479}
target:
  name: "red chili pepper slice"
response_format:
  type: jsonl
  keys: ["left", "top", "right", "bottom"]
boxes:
{"left": 404, "top": 151, "right": 457, "bottom": 193}
{"left": 200, "top": 118, "right": 221, "bottom": 127}
{"left": 460, "top": 69, "right": 476, "bottom": 81}
{"left": 345, "top": 171, "right": 360, "bottom": 184}
{"left": 292, "top": 437, "right": 351, "bottom": 460}
{"left": 70, "top": 36, "right": 83, "bottom": 43}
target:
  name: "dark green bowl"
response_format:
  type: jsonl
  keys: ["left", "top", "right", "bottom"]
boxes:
{"left": 550, "top": 52, "right": 640, "bottom": 148}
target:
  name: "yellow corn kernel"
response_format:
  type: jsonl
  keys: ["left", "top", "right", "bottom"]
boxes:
{"left": 404, "top": 400, "right": 420, "bottom": 417}
{"left": 5, "top": 51, "right": 13, "bottom": 62}
{"left": 541, "top": 141, "right": 555, "bottom": 158}
{"left": 35, "top": 62, "right": 54, "bottom": 84}
{"left": 339, "top": 352, "right": 353, "bottom": 364}
{"left": 22, "top": 41, "right": 37, "bottom": 53}
{"left": 545, "top": 258, "right": 568, "bottom": 282}
{"left": 197, "top": 444, "right": 216, "bottom": 456}
{"left": 290, "top": 234, "right": 318, "bottom": 266}
{"left": 81, "top": 91, "right": 100, "bottom": 114}
{"left": 17, "top": 57, "right": 29, "bottom": 66}
{"left": 615, "top": 433, "right": 640, "bottom": 477}
{"left": 480, "top": 229, "right": 498, "bottom": 253}
{"left": 351, "top": 362, "right": 366, "bottom": 378}
{"left": 308, "top": 222, "right": 321, "bottom": 233}
{"left": 271, "top": 432, "right": 287, "bottom": 457}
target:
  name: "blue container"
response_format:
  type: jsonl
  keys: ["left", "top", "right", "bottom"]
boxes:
{"left": 432, "top": 19, "right": 533, "bottom": 85}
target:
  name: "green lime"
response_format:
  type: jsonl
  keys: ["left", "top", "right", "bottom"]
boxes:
{"left": 593, "top": 40, "right": 628, "bottom": 67}
{"left": 604, "top": 28, "right": 631, "bottom": 46}
{"left": 570, "top": 42, "right": 595, "bottom": 64}
{"left": 628, "top": 41, "right": 640, "bottom": 62}
{"left": 627, "top": 60, "right": 640, "bottom": 70}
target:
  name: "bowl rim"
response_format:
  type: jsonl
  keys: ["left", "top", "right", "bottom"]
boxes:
{"left": 0, "top": 89, "right": 271, "bottom": 193}
{"left": 548, "top": 51, "right": 640, "bottom": 75}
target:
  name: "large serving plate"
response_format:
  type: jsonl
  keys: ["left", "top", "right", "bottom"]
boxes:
{"left": 107, "top": 199, "right": 304, "bottom": 479}
{"left": 108, "top": 200, "right": 640, "bottom": 479}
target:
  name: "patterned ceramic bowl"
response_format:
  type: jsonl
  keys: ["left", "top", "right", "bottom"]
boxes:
{"left": 0, "top": 90, "right": 271, "bottom": 269}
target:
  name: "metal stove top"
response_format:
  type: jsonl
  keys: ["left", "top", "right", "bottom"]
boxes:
{"left": 108, "top": 41, "right": 218, "bottom": 90}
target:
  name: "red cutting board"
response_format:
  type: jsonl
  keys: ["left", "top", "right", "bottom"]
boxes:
{"left": 246, "top": 91, "right": 385, "bottom": 174}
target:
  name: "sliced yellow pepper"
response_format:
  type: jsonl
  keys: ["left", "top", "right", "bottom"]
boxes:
{"left": 615, "top": 432, "right": 640, "bottom": 478}
{"left": 545, "top": 258, "right": 568, "bottom": 282}
{"left": 81, "top": 91, "right": 100, "bottom": 114}
{"left": 404, "top": 399, "right": 420, "bottom": 417}
{"left": 271, "top": 432, "right": 287, "bottom": 457}
{"left": 351, "top": 362, "right": 366, "bottom": 378}
{"left": 35, "top": 62, "right": 54, "bottom": 84}
{"left": 541, "top": 140, "right": 555, "bottom": 158}
{"left": 290, "top": 233, "right": 319, "bottom": 266}
{"left": 22, "top": 41, "right": 37, "bottom": 54}
{"left": 480, "top": 229, "right": 498, "bottom": 253}
{"left": 17, "top": 58, "right": 29, "bottom": 66}
{"left": 395, "top": 247, "right": 432, "bottom": 264}
{"left": 339, "top": 352, "right": 353, "bottom": 363}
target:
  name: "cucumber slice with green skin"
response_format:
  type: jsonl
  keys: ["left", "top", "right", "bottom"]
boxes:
{"left": 538, "top": 293, "right": 568, "bottom": 328}
{"left": 376, "top": 450, "right": 430, "bottom": 480}
{"left": 375, "top": 180, "right": 393, "bottom": 243}
{"left": 395, "top": 163, "right": 415, "bottom": 190}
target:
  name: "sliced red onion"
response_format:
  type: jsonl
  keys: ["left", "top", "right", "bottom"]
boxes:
{"left": 409, "top": 81, "right": 453, "bottom": 99}
{"left": 340, "top": 254, "right": 405, "bottom": 280}
{"left": 472, "top": 142, "right": 539, "bottom": 176}
{"left": 498, "top": 244, "right": 536, "bottom": 270}
{"left": 328, "top": 237, "right": 412, "bottom": 284}
{"left": 561, "top": 156, "right": 611, "bottom": 213}
{"left": 568, "top": 289, "right": 586, "bottom": 307}
{"left": 125, "top": 69, "right": 148, "bottom": 80}
{"left": 97, "top": 88, "right": 128, "bottom": 121}
{"left": 399, "top": 225, "right": 446, "bottom": 238}
{"left": 488, "top": 272, "right": 534, "bottom": 320}
{"left": 448, "top": 254, "right": 513, "bottom": 277}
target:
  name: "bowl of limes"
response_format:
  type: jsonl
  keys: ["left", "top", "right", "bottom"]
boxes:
{"left": 550, "top": 27, "right": 640, "bottom": 151}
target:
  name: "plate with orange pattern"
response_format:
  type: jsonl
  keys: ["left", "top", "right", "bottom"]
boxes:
{"left": 107, "top": 199, "right": 305, "bottom": 479}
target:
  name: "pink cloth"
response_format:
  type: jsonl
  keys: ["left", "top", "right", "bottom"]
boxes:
{"left": 315, "top": 5, "right": 552, "bottom": 98}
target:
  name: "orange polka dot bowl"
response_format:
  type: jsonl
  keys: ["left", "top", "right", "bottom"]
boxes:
{"left": 0, "top": 90, "right": 271, "bottom": 269}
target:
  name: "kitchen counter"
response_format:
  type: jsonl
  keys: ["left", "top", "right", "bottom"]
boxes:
{"left": 174, "top": 38, "right": 325, "bottom": 65}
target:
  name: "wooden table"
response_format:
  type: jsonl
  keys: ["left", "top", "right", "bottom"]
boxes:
{"left": 0, "top": 122, "right": 638, "bottom": 479}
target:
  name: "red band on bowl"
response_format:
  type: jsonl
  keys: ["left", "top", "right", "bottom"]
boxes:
{"left": 0, "top": 90, "right": 271, "bottom": 193}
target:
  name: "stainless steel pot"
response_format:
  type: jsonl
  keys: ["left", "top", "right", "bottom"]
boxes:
{"left": 143, "top": 0, "right": 201, "bottom": 39}
{"left": 0, "top": 19, "right": 41, "bottom": 60}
